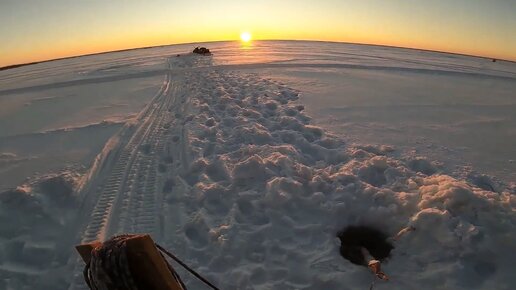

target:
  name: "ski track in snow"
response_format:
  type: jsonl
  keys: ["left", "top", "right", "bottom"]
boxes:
{"left": 3, "top": 51, "right": 514, "bottom": 289}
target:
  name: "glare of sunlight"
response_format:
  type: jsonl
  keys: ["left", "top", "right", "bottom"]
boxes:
{"left": 240, "top": 32, "right": 252, "bottom": 43}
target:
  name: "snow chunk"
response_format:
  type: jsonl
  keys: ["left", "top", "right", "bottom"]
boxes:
{"left": 234, "top": 123, "right": 273, "bottom": 145}
{"left": 418, "top": 175, "right": 497, "bottom": 216}
{"left": 407, "top": 157, "right": 437, "bottom": 175}
{"left": 265, "top": 177, "right": 303, "bottom": 206}
{"left": 232, "top": 155, "right": 267, "bottom": 183}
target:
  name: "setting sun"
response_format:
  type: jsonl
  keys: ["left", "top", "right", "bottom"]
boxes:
{"left": 240, "top": 32, "right": 252, "bottom": 42}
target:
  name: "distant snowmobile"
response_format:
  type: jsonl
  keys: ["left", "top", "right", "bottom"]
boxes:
{"left": 193, "top": 47, "right": 211, "bottom": 55}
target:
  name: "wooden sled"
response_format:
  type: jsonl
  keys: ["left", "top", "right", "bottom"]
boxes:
{"left": 76, "top": 234, "right": 184, "bottom": 290}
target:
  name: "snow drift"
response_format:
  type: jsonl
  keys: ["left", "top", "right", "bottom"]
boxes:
{"left": 155, "top": 67, "right": 516, "bottom": 290}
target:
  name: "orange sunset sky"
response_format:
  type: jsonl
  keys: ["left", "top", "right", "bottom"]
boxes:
{"left": 1, "top": 0, "right": 515, "bottom": 67}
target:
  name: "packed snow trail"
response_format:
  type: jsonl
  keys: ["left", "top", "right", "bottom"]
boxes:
{"left": 67, "top": 58, "right": 176, "bottom": 288}
{"left": 80, "top": 73, "right": 172, "bottom": 242}
{"left": 67, "top": 55, "right": 207, "bottom": 289}
{"left": 62, "top": 54, "right": 516, "bottom": 290}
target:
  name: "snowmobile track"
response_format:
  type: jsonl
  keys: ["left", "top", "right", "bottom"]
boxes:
{"left": 68, "top": 59, "right": 190, "bottom": 289}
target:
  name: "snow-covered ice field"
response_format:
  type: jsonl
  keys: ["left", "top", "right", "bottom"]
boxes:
{"left": 0, "top": 41, "right": 515, "bottom": 289}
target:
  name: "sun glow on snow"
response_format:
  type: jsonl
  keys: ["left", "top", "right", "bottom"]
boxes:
{"left": 240, "top": 32, "right": 252, "bottom": 43}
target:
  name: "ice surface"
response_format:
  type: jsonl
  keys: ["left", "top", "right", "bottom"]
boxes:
{"left": 247, "top": 43, "right": 516, "bottom": 186}
{"left": 0, "top": 41, "right": 514, "bottom": 290}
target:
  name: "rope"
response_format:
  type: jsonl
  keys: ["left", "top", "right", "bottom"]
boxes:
{"left": 82, "top": 235, "right": 220, "bottom": 290}
{"left": 159, "top": 251, "right": 189, "bottom": 290}
{"left": 367, "top": 259, "right": 389, "bottom": 290}
{"left": 156, "top": 243, "right": 221, "bottom": 290}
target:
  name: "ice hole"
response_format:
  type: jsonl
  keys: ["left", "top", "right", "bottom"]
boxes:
{"left": 337, "top": 225, "right": 393, "bottom": 266}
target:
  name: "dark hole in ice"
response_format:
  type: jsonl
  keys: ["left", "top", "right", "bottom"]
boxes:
{"left": 337, "top": 225, "right": 393, "bottom": 266}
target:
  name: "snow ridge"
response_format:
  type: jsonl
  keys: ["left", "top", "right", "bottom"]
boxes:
{"left": 155, "top": 66, "right": 516, "bottom": 289}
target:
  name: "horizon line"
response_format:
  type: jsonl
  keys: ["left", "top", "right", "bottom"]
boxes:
{"left": 1, "top": 39, "right": 514, "bottom": 71}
